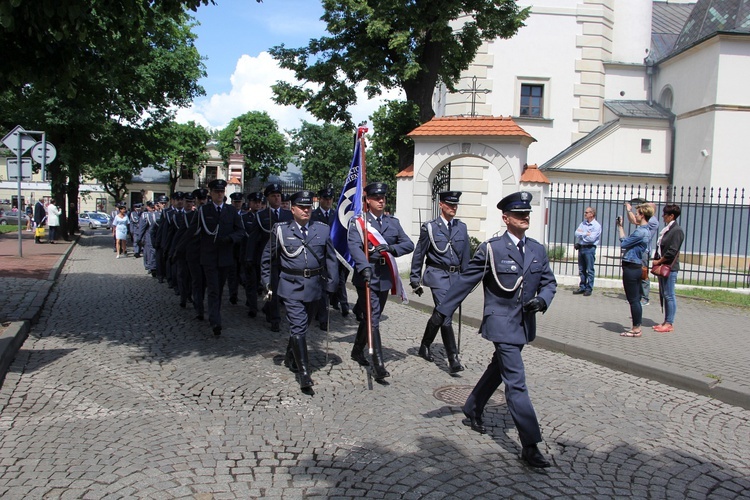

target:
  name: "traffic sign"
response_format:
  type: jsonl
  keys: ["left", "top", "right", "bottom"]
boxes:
{"left": 6, "top": 157, "right": 33, "bottom": 180}
{"left": 31, "top": 141, "right": 57, "bottom": 164}
{"left": 2, "top": 125, "right": 36, "bottom": 155}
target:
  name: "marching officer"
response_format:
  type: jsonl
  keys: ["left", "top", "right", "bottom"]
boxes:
{"left": 138, "top": 201, "right": 158, "bottom": 276}
{"left": 311, "top": 187, "right": 336, "bottom": 330}
{"left": 170, "top": 192, "right": 194, "bottom": 308}
{"left": 186, "top": 179, "right": 245, "bottom": 336}
{"left": 129, "top": 203, "right": 143, "bottom": 258}
{"left": 151, "top": 195, "right": 168, "bottom": 283}
{"left": 409, "top": 191, "right": 470, "bottom": 373}
{"left": 261, "top": 190, "right": 339, "bottom": 390}
{"left": 173, "top": 188, "right": 209, "bottom": 320}
{"left": 227, "top": 191, "right": 245, "bottom": 305}
{"left": 251, "top": 183, "right": 293, "bottom": 332}
{"left": 347, "top": 182, "right": 414, "bottom": 381}
{"left": 241, "top": 192, "right": 262, "bottom": 317}
{"left": 426, "top": 191, "right": 557, "bottom": 468}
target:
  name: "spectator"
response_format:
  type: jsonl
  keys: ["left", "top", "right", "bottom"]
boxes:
{"left": 616, "top": 204, "right": 654, "bottom": 337}
{"left": 33, "top": 200, "right": 46, "bottom": 243}
{"left": 25, "top": 204, "right": 33, "bottom": 231}
{"left": 46, "top": 200, "right": 61, "bottom": 244}
{"left": 652, "top": 204, "right": 685, "bottom": 333}
{"left": 112, "top": 205, "right": 129, "bottom": 258}
{"left": 573, "top": 207, "right": 601, "bottom": 296}
{"left": 625, "top": 199, "right": 659, "bottom": 305}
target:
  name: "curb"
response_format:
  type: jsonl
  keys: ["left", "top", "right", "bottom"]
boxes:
{"left": 0, "top": 321, "right": 29, "bottom": 386}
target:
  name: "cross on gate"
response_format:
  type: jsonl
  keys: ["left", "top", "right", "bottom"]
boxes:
{"left": 457, "top": 76, "right": 490, "bottom": 117}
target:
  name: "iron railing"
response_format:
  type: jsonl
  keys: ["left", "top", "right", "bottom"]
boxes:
{"left": 546, "top": 184, "right": 749, "bottom": 288}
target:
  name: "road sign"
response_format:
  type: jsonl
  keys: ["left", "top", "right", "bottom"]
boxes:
{"left": 31, "top": 141, "right": 57, "bottom": 164}
{"left": 2, "top": 125, "right": 36, "bottom": 155}
{"left": 6, "top": 157, "right": 33, "bottom": 180}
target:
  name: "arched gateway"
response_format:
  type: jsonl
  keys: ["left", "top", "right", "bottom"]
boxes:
{"left": 396, "top": 116, "right": 549, "bottom": 251}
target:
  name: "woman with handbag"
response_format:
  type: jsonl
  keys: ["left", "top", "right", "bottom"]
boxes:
{"left": 651, "top": 204, "right": 684, "bottom": 333}
{"left": 616, "top": 203, "right": 654, "bottom": 337}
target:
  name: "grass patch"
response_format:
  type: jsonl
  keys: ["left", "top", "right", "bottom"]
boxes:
{"left": 0, "top": 225, "right": 22, "bottom": 234}
{"left": 675, "top": 288, "right": 750, "bottom": 309}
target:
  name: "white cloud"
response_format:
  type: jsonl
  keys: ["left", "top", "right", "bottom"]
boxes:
{"left": 176, "top": 51, "right": 403, "bottom": 133}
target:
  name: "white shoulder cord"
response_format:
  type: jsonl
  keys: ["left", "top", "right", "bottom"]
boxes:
{"left": 256, "top": 207, "right": 272, "bottom": 234}
{"left": 426, "top": 222, "right": 451, "bottom": 255}
{"left": 275, "top": 224, "right": 306, "bottom": 258}
{"left": 484, "top": 241, "right": 524, "bottom": 293}
{"left": 198, "top": 205, "right": 219, "bottom": 242}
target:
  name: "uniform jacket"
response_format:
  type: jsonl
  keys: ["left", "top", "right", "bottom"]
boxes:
{"left": 239, "top": 210, "right": 256, "bottom": 262}
{"left": 187, "top": 203, "right": 245, "bottom": 267}
{"left": 347, "top": 212, "right": 415, "bottom": 292}
{"left": 409, "top": 217, "right": 470, "bottom": 290}
{"left": 437, "top": 231, "right": 557, "bottom": 345}
{"left": 261, "top": 220, "right": 339, "bottom": 302}
{"left": 247, "top": 207, "right": 293, "bottom": 263}
{"left": 311, "top": 207, "right": 335, "bottom": 226}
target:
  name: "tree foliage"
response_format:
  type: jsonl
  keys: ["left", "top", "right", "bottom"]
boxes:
{"left": 155, "top": 121, "right": 211, "bottom": 195}
{"left": 216, "top": 112, "right": 291, "bottom": 184}
{"left": 289, "top": 122, "right": 354, "bottom": 188}
{"left": 0, "top": 5, "right": 207, "bottom": 236}
{"left": 270, "top": 0, "right": 529, "bottom": 131}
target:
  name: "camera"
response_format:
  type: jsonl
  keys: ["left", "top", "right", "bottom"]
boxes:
{"left": 615, "top": 216, "right": 623, "bottom": 226}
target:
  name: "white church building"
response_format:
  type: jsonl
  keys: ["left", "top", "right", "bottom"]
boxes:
{"left": 397, "top": 0, "right": 750, "bottom": 243}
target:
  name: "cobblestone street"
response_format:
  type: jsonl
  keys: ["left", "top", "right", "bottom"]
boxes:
{"left": 1, "top": 235, "right": 749, "bottom": 498}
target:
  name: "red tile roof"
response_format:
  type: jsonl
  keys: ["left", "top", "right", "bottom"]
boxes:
{"left": 408, "top": 116, "right": 534, "bottom": 140}
{"left": 520, "top": 164, "right": 550, "bottom": 184}
{"left": 396, "top": 165, "right": 414, "bottom": 178}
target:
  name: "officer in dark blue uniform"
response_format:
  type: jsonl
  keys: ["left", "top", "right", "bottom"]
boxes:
{"left": 129, "top": 203, "right": 143, "bottom": 258}
{"left": 427, "top": 191, "right": 557, "bottom": 468}
{"left": 251, "top": 183, "right": 293, "bottom": 332}
{"left": 227, "top": 191, "right": 245, "bottom": 305}
{"left": 151, "top": 195, "right": 169, "bottom": 283}
{"left": 347, "top": 182, "right": 414, "bottom": 381}
{"left": 240, "top": 192, "right": 262, "bottom": 317}
{"left": 261, "top": 190, "right": 339, "bottom": 390}
{"left": 173, "top": 188, "right": 208, "bottom": 320}
{"left": 170, "top": 192, "right": 194, "bottom": 308}
{"left": 409, "top": 190, "right": 470, "bottom": 373}
{"left": 186, "top": 179, "right": 245, "bottom": 336}
{"left": 310, "top": 187, "right": 336, "bottom": 329}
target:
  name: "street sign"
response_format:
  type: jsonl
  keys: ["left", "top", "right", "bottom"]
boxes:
{"left": 6, "top": 157, "right": 33, "bottom": 180}
{"left": 31, "top": 141, "right": 57, "bottom": 164}
{"left": 2, "top": 125, "right": 36, "bottom": 155}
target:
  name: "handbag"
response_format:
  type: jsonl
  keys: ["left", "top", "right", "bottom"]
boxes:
{"left": 35, "top": 227, "right": 46, "bottom": 238}
{"left": 651, "top": 264, "right": 671, "bottom": 277}
{"left": 641, "top": 266, "right": 649, "bottom": 281}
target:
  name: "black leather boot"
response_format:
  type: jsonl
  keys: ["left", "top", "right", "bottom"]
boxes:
{"left": 283, "top": 337, "right": 298, "bottom": 373}
{"left": 441, "top": 325, "right": 464, "bottom": 373}
{"left": 418, "top": 321, "right": 440, "bottom": 362}
{"left": 291, "top": 336, "right": 314, "bottom": 389}
{"left": 350, "top": 321, "right": 370, "bottom": 366}
{"left": 370, "top": 327, "right": 390, "bottom": 381}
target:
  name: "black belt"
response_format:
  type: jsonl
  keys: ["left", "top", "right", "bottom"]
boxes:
{"left": 428, "top": 262, "right": 461, "bottom": 273}
{"left": 282, "top": 267, "right": 322, "bottom": 277}
{"left": 370, "top": 257, "right": 387, "bottom": 265}
{"left": 580, "top": 245, "right": 596, "bottom": 248}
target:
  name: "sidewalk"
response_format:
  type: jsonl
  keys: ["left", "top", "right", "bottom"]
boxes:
{"left": 0, "top": 230, "right": 748, "bottom": 410}
{"left": 401, "top": 275, "right": 750, "bottom": 410}
{"left": 0, "top": 230, "right": 77, "bottom": 380}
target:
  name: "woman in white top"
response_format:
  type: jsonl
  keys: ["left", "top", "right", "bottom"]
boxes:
{"left": 112, "top": 205, "right": 129, "bottom": 258}
{"left": 46, "top": 201, "right": 61, "bottom": 243}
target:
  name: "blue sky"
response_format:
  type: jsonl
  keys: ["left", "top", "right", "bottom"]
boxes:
{"left": 177, "top": 0, "right": 400, "bottom": 132}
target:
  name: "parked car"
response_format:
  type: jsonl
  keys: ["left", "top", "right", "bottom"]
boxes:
{"left": 0, "top": 212, "right": 30, "bottom": 225}
{"left": 89, "top": 212, "right": 112, "bottom": 229}
{"left": 78, "top": 213, "right": 103, "bottom": 229}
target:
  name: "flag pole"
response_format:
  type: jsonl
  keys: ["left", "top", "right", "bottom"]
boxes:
{"left": 357, "top": 128, "right": 374, "bottom": 355}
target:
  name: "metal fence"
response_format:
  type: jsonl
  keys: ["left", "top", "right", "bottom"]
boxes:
{"left": 547, "top": 184, "right": 750, "bottom": 288}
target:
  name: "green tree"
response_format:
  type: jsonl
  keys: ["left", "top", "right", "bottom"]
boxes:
{"left": 155, "top": 121, "right": 211, "bottom": 195}
{"left": 289, "top": 122, "right": 354, "bottom": 188}
{"left": 270, "top": 0, "right": 529, "bottom": 169}
{"left": 217, "top": 112, "right": 291, "bottom": 184}
{"left": 0, "top": 6, "right": 206, "bottom": 237}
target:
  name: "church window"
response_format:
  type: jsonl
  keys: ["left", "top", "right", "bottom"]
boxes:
{"left": 641, "top": 139, "right": 652, "bottom": 153}
{"left": 659, "top": 87, "right": 674, "bottom": 110}
{"left": 520, "top": 84, "right": 544, "bottom": 117}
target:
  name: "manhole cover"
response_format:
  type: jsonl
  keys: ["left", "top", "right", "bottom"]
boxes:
{"left": 433, "top": 385, "right": 505, "bottom": 407}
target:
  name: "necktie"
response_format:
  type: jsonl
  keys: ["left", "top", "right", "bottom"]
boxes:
{"left": 274, "top": 209, "right": 279, "bottom": 219}
{"left": 448, "top": 220, "right": 453, "bottom": 236}
{"left": 216, "top": 204, "right": 221, "bottom": 215}
{"left": 517, "top": 240, "right": 525, "bottom": 259}
{"left": 376, "top": 216, "right": 382, "bottom": 228}
{"left": 301, "top": 225, "right": 307, "bottom": 240}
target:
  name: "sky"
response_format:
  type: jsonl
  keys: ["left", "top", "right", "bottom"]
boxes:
{"left": 176, "top": 0, "right": 402, "bottom": 133}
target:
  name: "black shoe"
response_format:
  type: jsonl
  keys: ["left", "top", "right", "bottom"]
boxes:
{"left": 583, "top": 290, "right": 592, "bottom": 296}
{"left": 350, "top": 350, "right": 370, "bottom": 367}
{"left": 134, "top": 253, "right": 141, "bottom": 258}
{"left": 418, "top": 344, "right": 434, "bottom": 362}
{"left": 229, "top": 296, "right": 238, "bottom": 305}
{"left": 373, "top": 364, "right": 390, "bottom": 381}
{"left": 572, "top": 289, "right": 586, "bottom": 295}
{"left": 212, "top": 325, "right": 222, "bottom": 336}
{"left": 341, "top": 306, "right": 349, "bottom": 318}
{"left": 521, "top": 445, "right": 551, "bottom": 468}
{"left": 179, "top": 302, "right": 186, "bottom": 308}
{"left": 355, "top": 311, "right": 363, "bottom": 322}
{"left": 462, "top": 413, "right": 486, "bottom": 434}
{"left": 448, "top": 355, "right": 465, "bottom": 373}
{"left": 158, "top": 277, "right": 164, "bottom": 284}
{"left": 271, "top": 322, "right": 280, "bottom": 332}
{"left": 248, "top": 310, "right": 257, "bottom": 318}
{"left": 319, "top": 321, "right": 328, "bottom": 331}
{"left": 195, "top": 314, "right": 204, "bottom": 321}
{"left": 173, "top": 288, "right": 180, "bottom": 296}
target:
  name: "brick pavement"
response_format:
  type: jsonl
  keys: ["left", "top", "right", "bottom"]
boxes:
{"left": 0, "top": 234, "right": 748, "bottom": 497}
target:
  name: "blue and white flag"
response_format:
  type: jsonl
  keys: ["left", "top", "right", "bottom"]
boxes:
{"left": 330, "top": 130, "right": 366, "bottom": 269}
